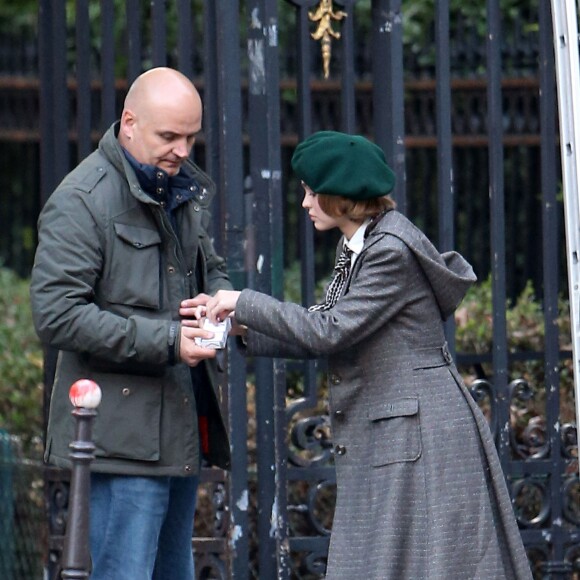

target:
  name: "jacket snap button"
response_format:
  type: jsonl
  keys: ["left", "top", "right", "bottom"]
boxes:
{"left": 193, "top": 203, "right": 200, "bottom": 212}
{"left": 442, "top": 345, "right": 452, "bottom": 364}
{"left": 334, "top": 410, "right": 345, "bottom": 420}
{"left": 184, "top": 397, "right": 189, "bottom": 404}
{"left": 335, "top": 444, "right": 346, "bottom": 456}
{"left": 122, "top": 388, "right": 130, "bottom": 396}
{"left": 329, "top": 374, "right": 341, "bottom": 385}
{"left": 184, "top": 464, "right": 192, "bottom": 473}
{"left": 168, "top": 266, "right": 175, "bottom": 274}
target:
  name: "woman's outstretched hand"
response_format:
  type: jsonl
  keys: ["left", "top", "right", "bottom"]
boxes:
{"left": 205, "top": 290, "right": 241, "bottom": 323}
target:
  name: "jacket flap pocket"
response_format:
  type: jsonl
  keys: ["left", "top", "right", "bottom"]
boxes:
{"left": 114, "top": 223, "right": 161, "bottom": 248}
{"left": 369, "top": 397, "right": 418, "bottom": 421}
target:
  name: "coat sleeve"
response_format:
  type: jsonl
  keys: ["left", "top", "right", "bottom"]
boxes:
{"left": 242, "top": 328, "right": 314, "bottom": 359}
{"left": 237, "top": 235, "right": 421, "bottom": 357}
{"left": 30, "top": 187, "right": 171, "bottom": 367}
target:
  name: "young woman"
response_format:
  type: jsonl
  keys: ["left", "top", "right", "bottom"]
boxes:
{"left": 185, "top": 131, "right": 532, "bottom": 579}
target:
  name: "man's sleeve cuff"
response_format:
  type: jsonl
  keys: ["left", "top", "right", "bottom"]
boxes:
{"left": 168, "top": 321, "right": 180, "bottom": 365}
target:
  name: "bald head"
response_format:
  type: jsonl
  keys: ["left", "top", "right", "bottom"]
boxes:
{"left": 119, "top": 67, "right": 203, "bottom": 176}
{"left": 124, "top": 67, "right": 202, "bottom": 117}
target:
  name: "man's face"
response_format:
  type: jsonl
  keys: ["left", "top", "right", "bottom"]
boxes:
{"left": 121, "top": 101, "right": 202, "bottom": 176}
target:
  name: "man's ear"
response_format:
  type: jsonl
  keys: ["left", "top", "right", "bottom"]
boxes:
{"left": 120, "top": 108, "right": 136, "bottom": 140}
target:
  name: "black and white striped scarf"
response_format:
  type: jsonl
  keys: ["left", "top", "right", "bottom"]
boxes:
{"left": 308, "top": 244, "right": 354, "bottom": 312}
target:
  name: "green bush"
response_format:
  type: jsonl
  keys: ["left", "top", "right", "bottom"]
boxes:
{"left": 455, "top": 276, "right": 556, "bottom": 355}
{"left": 455, "top": 275, "right": 575, "bottom": 429}
{"left": 0, "top": 267, "right": 43, "bottom": 450}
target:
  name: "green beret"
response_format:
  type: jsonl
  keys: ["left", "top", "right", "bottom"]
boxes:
{"left": 291, "top": 131, "right": 396, "bottom": 200}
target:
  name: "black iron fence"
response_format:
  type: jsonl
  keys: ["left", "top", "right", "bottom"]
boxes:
{"left": 0, "top": 5, "right": 560, "bottom": 298}
{"left": 0, "top": 75, "right": 563, "bottom": 302}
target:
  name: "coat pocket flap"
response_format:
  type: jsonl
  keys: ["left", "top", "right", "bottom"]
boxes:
{"left": 369, "top": 397, "right": 419, "bottom": 421}
{"left": 114, "top": 223, "right": 161, "bottom": 248}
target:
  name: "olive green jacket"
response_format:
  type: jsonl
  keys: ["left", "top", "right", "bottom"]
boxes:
{"left": 30, "top": 123, "right": 231, "bottom": 476}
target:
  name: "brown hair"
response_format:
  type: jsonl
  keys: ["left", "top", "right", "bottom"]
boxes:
{"left": 317, "top": 194, "right": 396, "bottom": 223}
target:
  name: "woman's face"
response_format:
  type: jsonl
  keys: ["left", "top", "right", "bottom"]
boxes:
{"left": 301, "top": 183, "right": 340, "bottom": 232}
{"left": 301, "top": 182, "right": 360, "bottom": 239}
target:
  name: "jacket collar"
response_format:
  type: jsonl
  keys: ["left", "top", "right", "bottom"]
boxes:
{"left": 98, "top": 122, "right": 215, "bottom": 210}
{"left": 122, "top": 148, "right": 200, "bottom": 213}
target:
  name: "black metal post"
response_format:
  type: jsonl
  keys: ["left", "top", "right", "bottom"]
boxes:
{"left": 245, "top": 1, "right": 286, "bottom": 578}
{"left": 372, "top": 0, "right": 406, "bottom": 213}
{"left": 434, "top": 0, "right": 457, "bottom": 353}
{"left": 213, "top": 2, "right": 249, "bottom": 577}
{"left": 61, "top": 380, "right": 101, "bottom": 580}
{"left": 486, "top": 0, "right": 509, "bottom": 467}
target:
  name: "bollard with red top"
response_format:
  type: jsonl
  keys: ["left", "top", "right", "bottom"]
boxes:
{"left": 60, "top": 379, "right": 101, "bottom": 580}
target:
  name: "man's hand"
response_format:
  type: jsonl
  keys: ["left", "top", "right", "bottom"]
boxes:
{"left": 179, "top": 323, "right": 216, "bottom": 367}
{"left": 180, "top": 293, "right": 211, "bottom": 321}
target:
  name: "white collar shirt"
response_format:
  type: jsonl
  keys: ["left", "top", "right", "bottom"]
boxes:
{"left": 344, "top": 218, "right": 371, "bottom": 266}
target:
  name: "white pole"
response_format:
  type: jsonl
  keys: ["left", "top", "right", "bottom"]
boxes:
{"left": 551, "top": 0, "right": 580, "bottom": 474}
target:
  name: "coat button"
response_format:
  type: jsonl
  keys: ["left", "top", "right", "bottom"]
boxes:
{"left": 168, "top": 266, "right": 176, "bottom": 274}
{"left": 193, "top": 203, "right": 200, "bottom": 212}
{"left": 122, "top": 388, "right": 130, "bottom": 396}
{"left": 334, "top": 410, "right": 345, "bottom": 420}
{"left": 184, "top": 464, "right": 192, "bottom": 473}
{"left": 329, "top": 373, "right": 341, "bottom": 385}
{"left": 335, "top": 444, "right": 346, "bottom": 456}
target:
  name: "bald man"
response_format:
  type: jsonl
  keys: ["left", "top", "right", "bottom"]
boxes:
{"left": 30, "top": 68, "right": 232, "bottom": 579}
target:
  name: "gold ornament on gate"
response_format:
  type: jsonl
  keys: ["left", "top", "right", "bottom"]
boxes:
{"left": 309, "top": 0, "right": 348, "bottom": 79}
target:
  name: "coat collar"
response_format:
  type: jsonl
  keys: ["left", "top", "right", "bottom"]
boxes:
{"left": 98, "top": 122, "right": 215, "bottom": 210}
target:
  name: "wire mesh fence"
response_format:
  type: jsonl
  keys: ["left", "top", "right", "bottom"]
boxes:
{"left": 0, "top": 430, "right": 47, "bottom": 580}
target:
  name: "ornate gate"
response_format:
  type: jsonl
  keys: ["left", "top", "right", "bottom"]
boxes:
{"left": 38, "top": 1, "right": 579, "bottom": 578}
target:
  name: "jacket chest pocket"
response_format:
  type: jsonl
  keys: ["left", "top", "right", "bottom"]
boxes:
{"left": 104, "top": 223, "right": 162, "bottom": 309}
{"left": 369, "top": 397, "right": 422, "bottom": 467}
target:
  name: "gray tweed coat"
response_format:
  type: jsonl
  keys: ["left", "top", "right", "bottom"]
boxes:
{"left": 235, "top": 210, "right": 532, "bottom": 579}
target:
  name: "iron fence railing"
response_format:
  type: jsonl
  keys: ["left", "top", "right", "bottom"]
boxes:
{"left": 0, "top": 1, "right": 576, "bottom": 578}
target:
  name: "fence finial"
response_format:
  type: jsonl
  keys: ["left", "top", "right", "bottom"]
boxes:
{"left": 309, "top": 0, "right": 347, "bottom": 79}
